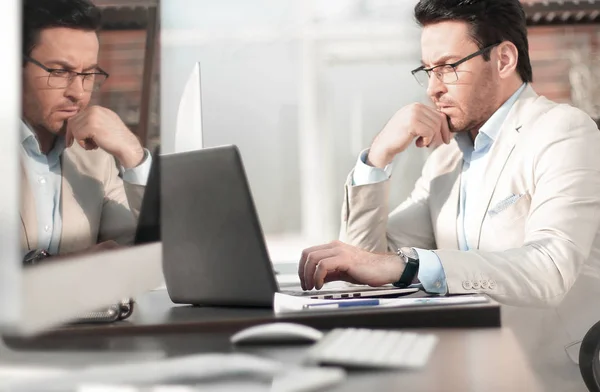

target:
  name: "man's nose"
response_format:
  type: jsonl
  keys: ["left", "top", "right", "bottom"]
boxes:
{"left": 426, "top": 73, "right": 447, "bottom": 99}
{"left": 63, "top": 75, "right": 86, "bottom": 100}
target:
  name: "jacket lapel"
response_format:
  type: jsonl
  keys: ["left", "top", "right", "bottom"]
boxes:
{"left": 436, "top": 154, "right": 462, "bottom": 250}
{"left": 470, "top": 86, "right": 538, "bottom": 249}
{"left": 447, "top": 163, "right": 462, "bottom": 249}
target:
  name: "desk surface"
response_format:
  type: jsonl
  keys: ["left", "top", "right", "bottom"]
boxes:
{"left": 1, "top": 326, "right": 541, "bottom": 392}
{"left": 0, "top": 289, "right": 541, "bottom": 392}
{"left": 40, "top": 289, "right": 501, "bottom": 337}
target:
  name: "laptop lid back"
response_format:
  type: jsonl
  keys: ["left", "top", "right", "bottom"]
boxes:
{"left": 135, "top": 147, "right": 161, "bottom": 245}
{"left": 161, "top": 145, "right": 278, "bottom": 307}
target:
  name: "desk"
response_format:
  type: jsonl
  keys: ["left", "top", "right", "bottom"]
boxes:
{"left": 3, "top": 327, "right": 541, "bottom": 392}
{"left": 0, "top": 289, "right": 541, "bottom": 391}
{"left": 38, "top": 289, "right": 501, "bottom": 337}
{"left": 1, "top": 327, "right": 542, "bottom": 391}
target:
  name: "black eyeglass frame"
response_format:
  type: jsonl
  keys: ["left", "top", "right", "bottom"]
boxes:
{"left": 23, "top": 55, "right": 110, "bottom": 92}
{"left": 411, "top": 42, "right": 501, "bottom": 86}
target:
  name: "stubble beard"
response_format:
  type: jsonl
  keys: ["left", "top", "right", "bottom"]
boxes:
{"left": 448, "top": 69, "right": 498, "bottom": 135}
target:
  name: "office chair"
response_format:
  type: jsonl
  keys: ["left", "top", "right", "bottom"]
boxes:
{"left": 580, "top": 320, "right": 600, "bottom": 392}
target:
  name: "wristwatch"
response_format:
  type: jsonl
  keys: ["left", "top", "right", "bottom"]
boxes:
{"left": 23, "top": 249, "right": 52, "bottom": 266}
{"left": 393, "top": 247, "right": 420, "bottom": 288}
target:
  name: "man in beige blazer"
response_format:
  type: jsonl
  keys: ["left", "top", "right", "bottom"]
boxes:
{"left": 20, "top": 0, "right": 150, "bottom": 258}
{"left": 298, "top": 0, "right": 600, "bottom": 389}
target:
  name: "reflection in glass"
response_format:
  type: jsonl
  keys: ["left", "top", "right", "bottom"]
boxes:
{"left": 20, "top": 0, "right": 160, "bottom": 263}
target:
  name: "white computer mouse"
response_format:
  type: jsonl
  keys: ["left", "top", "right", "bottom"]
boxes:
{"left": 230, "top": 322, "right": 324, "bottom": 345}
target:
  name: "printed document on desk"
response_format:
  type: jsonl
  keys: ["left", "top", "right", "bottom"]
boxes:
{"left": 274, "top": 293, "right": 489, "bottom": 314}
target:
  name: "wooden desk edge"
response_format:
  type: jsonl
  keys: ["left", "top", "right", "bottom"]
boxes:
{"left": 24, "top": 297, "right": 501, "bottom": 338}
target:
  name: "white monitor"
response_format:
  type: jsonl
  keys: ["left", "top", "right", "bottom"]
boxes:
{"left": 174, "top": 62, "right": 204, "bottom": 153}
{"left": 0, "top": 0, "right": 22, "bottom": 332}
{"left": 0, "top": 1, "right": 163, "bottom": 336}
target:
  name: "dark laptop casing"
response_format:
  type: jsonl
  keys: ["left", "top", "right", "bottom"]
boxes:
{"left": 161, "top": 145, "right": 279, "bottom": 307}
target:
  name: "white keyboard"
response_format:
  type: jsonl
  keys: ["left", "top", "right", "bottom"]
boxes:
{"left": 305, "top": 328, "right": 438, "bottom": 369}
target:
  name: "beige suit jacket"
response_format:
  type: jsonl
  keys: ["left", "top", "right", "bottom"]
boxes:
{"left": 20, "top": 143, "right": 145, "bottom": 255}
{"left": 341, "top": 85, "right": 600, "bottom": 386}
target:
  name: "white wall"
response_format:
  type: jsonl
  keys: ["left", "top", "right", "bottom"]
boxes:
{"left": 160, "top": 0, "right": 428, "bottom": 246}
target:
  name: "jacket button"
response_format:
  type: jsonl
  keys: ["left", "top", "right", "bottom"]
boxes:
{"left": 481, "top": 280, "right": 489, "bottom": 289}
{"left": 462, "top": 281, "right": 472, "bottom": 290}
{"left": 472, "top": 280, "right": 481, "bottom": 289}
{"left": 489, "top": 280, "right": 496, "bottom": 290}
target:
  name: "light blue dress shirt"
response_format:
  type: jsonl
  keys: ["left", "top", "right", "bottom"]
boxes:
{"left": 20, "top": 120, "right": 153, "bottom": 255}
{"left": 352, "top": 83, "right": 527, "bottom": 294}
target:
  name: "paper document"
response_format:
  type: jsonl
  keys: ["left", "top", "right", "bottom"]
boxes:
{"left": 274, "top": 293, "right": 488, "bottom": 314}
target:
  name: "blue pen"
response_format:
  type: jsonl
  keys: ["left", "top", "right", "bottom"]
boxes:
{"left": 303, "top": 299, "right": 381, "bottom": 310}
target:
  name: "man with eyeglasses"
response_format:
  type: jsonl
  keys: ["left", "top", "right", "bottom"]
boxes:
{"left": 20, "top": 0, "right": 151, "bottom": 260}
{"left": 298, "top": 0, "right": 600, "bottom": 389}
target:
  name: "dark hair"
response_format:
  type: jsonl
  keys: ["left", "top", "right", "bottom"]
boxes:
{"left": 414, "top": 0, "right": 533, "bottom": 83}
{"left": 23, "top": 0, "right": 101, "bottom": 57}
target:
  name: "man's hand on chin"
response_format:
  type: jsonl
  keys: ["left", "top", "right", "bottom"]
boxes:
{"left": 65, "top": 105, "right": 144, "bottom": 169}
{"left": 297, "top": 240, "right": 405, "bottom": 291}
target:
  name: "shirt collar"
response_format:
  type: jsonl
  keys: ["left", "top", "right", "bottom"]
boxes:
{"left": 477, "top": 83, "right": 527, "bottom": 145}
{"left": 20, "top": 119, "right": 66, "bottom": 162}
{"left": 455, "top": 83, "right": 527, "bottom": 155}
{"left": 20, "top": 119, "right": 36, "bottom": 145}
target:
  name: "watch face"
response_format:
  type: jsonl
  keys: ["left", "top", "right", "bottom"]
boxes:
{"left": 23, "top": 249, "right": 51, "bottom": 266}
{"left": 401, "top": 247, "right": 418, "bottom": 260}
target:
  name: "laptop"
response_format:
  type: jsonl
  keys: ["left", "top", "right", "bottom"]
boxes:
{"left": 134, "top": 147, "right": 161, "bottom": 246}
{"left": 160, "top": 145, "right": 418, "bottom": 307}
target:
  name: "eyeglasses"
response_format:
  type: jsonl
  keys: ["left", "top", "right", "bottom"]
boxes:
{"left": 411, "top": 43, "right": 500, "bottom": 87}
{"left": 23, "top": 55, "right": 109, "bottom": 92}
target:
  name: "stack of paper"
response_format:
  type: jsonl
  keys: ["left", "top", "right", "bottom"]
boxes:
{"left": 273, "top": 293, "right": 488, "bottom": 314}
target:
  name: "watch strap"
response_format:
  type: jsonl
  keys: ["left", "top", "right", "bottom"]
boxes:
{"left": 393, "top": 248, "right": 419, "bottom": 288}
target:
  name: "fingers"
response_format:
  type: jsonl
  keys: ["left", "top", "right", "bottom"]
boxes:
{"left": 429, "top": 130, "right": 444, "bottom": 148}
{"left": 66, "top": 111, "right": 96, "bottom": 150}
{"left": 415, "top": 114, "right": 437, "bottom": 131}
{"left": 313, "top": 257, "right": 350, "bottom": 290}
{"left": 418, "top": 104, "right": 441, "bottom": 125}
{"left": 410, "top": 104, "right": 443, "bottom": 148}
{"left": 415, "top": 117, "right": 437, "bottom": 147}
{"left": 438, "top": 112, "right": 452, "bottom": 144}
{"left": 413, "top": 108, "right": 452, "bottom": 148}
{"left": 303, "top": 248, "right": 339, "bottom": 290}
{"left": 66, "top": 113, "right": 86, "bottom": 145}
{"left": 298, "top": 242, "right": 339, "bottom": 290}
{"left": 323, "top": 270, "right": 360, "bottom": 286}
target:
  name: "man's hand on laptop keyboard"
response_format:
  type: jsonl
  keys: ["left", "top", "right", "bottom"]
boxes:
{"left": 298, "top": 241, "right": 404, "bottom": 290}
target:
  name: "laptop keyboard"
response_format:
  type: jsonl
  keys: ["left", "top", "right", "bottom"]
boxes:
{"left": 282, "top": 286, "right": 418, "bottom": 300}
{"left": 285, "top": 289, "right": 364, "bottom": 299}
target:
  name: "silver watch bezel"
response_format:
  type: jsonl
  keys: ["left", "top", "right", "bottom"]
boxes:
{"left": 398, "top": 246, "right": 418, "bottom": 261}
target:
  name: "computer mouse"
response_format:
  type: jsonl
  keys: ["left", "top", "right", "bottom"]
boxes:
{"left": 230, "top": 322, "right": 324, "bottom": 345}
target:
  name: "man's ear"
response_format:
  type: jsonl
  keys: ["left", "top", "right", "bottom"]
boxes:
{"left": 496, "top": 41, "right": 519, "bottom": 79}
